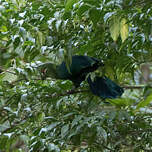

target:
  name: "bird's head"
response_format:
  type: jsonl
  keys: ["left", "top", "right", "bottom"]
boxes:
{"left": 38, "top": 63, "right": 58, "bottom": 80}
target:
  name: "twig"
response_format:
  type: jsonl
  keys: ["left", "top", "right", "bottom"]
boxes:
{"left": 122, "top": 85, "right": 148, "bottom": 89}
{"left": 0, "top": 67, "right": 16, "bottom": 75}
{"left": 129, "top": 128, "right": 152, "bottom": 135}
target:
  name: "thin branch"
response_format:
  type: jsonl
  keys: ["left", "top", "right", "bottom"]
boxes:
{"left": 0, "top": 67, "right": 16, "bottom": 75}
{"left": 10, "top": 76, "right": 151, "bottom": 90}
{"left": 0, "top": 67, "right": 151, "bottom": 90}
{"left": 129, "top": 128, "right": 152, "bottom": 135}
{"left": 122, "top": 85, "right": 148, "bottom": 89}
{"left": 47, "top": 85, "right": 152, "bottom": 98}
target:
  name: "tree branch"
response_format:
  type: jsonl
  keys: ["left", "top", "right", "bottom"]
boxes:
{"left": 0, "top": 67, "right": 16, "bottom": 75}
{"left": 0, "top": 69, "right": 151, "bottom": 90}
{"left": 129, "top": 128, "right": 152, "bottom": 135}
{"left": 122, "top": 85, "right": 149, "bottom": 89}
{"left": 46, "top": 85, "right": 151, "bottom": 98}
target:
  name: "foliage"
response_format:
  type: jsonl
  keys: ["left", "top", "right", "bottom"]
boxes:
{"left": 0, "top": 0, "right": 152, "bottom": 151}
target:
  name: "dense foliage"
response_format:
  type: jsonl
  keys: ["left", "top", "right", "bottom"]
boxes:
{"left": 0, "top": 0, "right": 152, "bottom": 151}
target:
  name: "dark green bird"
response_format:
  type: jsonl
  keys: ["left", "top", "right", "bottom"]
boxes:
{"left": 39, "top": 55, "right": 124, "bottom": 98}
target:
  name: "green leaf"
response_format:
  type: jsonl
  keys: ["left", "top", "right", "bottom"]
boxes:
{"left": 20, "top": 135, "right": 29, "bottom": 144}
{"left": 47, "top": 122, "right": 60, "bottom": 131}
{"left": 118, "top": 110, "right": 130, "bottom": 121}
{"left": 109, "top": 111, "right": 116, "bottom": 121}
{"left": 136, "top": 94, "right": 152, "bottom": 110}
{"left": 89, "top": 8, "right": 100, "bottom": 24}
{"left": 48, "top": 143, "right": 60, "bottom": 152}
{"left": 37, "top": 30, "right": 44, "bottom": 47}
{"left": 23, "top": 41, "right": 34, "bottom": 46}
{"left": 55, "top": 20, "right": 62, "bottom": 32}
{"left": 109, "top": 98, "right": 136, "bottom": 107}
{"left": 13, "top": 36, "right": 20, "bottom": 49}
{"left": 0, "top": 25, "right": 8, "bottom": 32}
{"left": 38, "top": 112, "right": 45, "bottom": 122}
{"left": 65, "top": 0, "right": 78, "bottom": 11}
{"left": 64, "top": 49, "right": 72, "bottom": 74}
{"left": 61, "top": 124, "right": 69, "bottom": 138}
{"left": 63, "top": 112, "right": 74, "bottom": 118}
{"left": 109, "top": 15, "right": 120, "bottom": 41}
{"left": 97, "top": 127, "right": 107, "bottom": 142}
{"left": 77, "top": 4, "right": 91, "bottom": 16}
{"left": 71, "top": 115, "right": 82, "bottom": 128}
{"left": 2, "top": 69, "right": 17, "bottom": 83}
{"left": 0, "top": 121, "right": 10, "bottom": 132}
{"left": 19, "top": 27, "right": 27, "bottom": 40}
{"left": 120, "top": 18, "right": 129, "bottom": 42}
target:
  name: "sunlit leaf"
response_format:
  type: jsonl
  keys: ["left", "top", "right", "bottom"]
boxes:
{"left": 0, "top": 25, "right": 7, "bottom": 32}
{"left": 136, "top": 94, "right": 152, "bottom": 110}
{"left": 37, "top": 31, "right": 44, "bottom": 47}
{"left": 109, "top": 15, "right": 120, "bottom": 41}
{"left": 38, "top": 112, "right": 45, "bottom": 122}
{"left": 109, "top": 98, "right": 136, "bottom": 107}
{"left": 120, "top": 18, "right": 129, "bottom": 42}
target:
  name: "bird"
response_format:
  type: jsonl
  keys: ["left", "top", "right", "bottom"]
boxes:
{"left": 39, "top": 55, "right": 104, "bottom": 87}
{"left": 38, "top": 55, "right": 124, "bottom": 99}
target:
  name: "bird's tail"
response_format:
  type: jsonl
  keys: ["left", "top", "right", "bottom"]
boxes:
{"left": 87, "top": 76, "right": 124, "bottom": 99}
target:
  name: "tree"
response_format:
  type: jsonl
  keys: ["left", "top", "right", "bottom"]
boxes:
{"left": 0, "top": 0, "right": 152, "bottom": 151}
